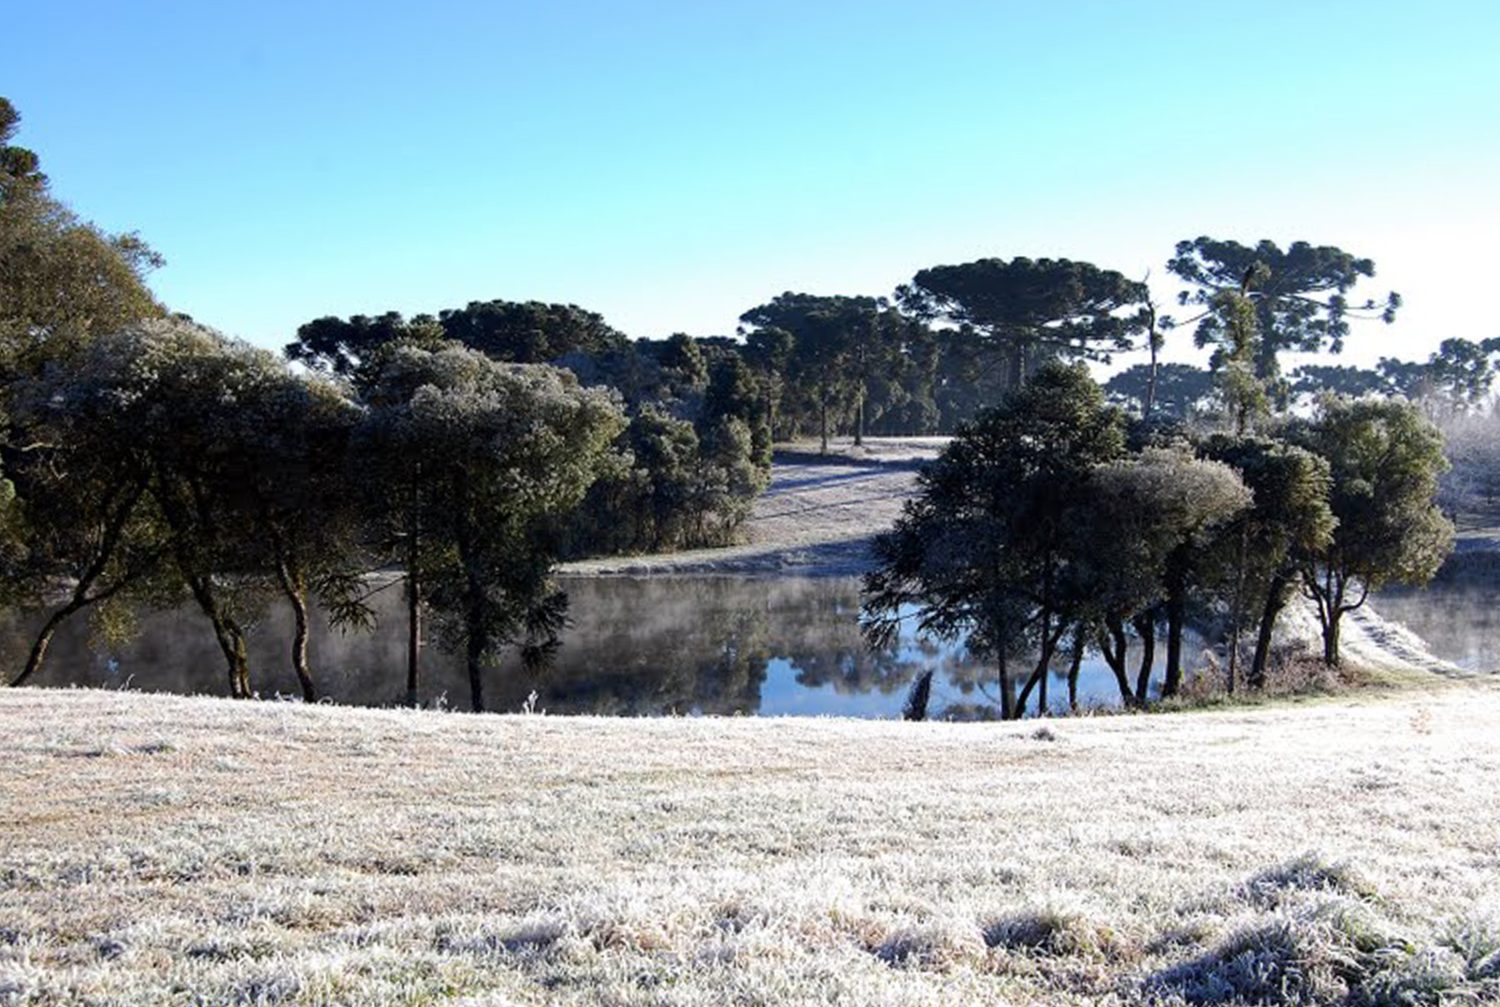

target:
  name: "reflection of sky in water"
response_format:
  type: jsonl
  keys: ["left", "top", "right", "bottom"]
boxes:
{"left": 759, "top": 658, "right": 904, "bottom": 717}
{"left": 18, "top": 572, "right": 1460, "bottom": 717}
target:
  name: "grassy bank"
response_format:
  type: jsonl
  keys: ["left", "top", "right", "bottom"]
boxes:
{"left": 3, "top": 683, "right": 1499, "bottom": 1005}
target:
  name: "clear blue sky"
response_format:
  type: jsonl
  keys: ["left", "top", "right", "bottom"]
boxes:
{"left": 9, "top": 1, "right": 1498, "bottom": 368}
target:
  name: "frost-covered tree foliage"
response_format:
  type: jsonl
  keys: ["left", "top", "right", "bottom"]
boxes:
{"left": 359, "top": 345, "right": 625, "bottom": 711}
{"left": 1105, "top": 363, "right": 1216, "bottom": 420}
{"left": 1077, "top": 448, "right": 1251, "bottom": 702}
{"left": 863, "top": 367, "right": 1261, "bottom": 717}
{"left": 1198, "top": 436, "right": 1335, "bottom": 687}
{"left": 1438, "top": 409, "right": 1500, "bottom": 521}
{"left": 0, "top": 97, "right": 165, "bottom": 586}
{"left": 7, "top": 321, "right": 371, "bottom": 697}
{"left": 1290, "top": 337, "right": 1500, "bottom": 415}
{"left": 2, "top": 323, "right": 626, "bottom": 707}
{"left": 0, "top": 99, "right": 163, "bottom": 371}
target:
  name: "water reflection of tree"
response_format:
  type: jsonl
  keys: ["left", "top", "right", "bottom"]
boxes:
{"left": 503, "top": 577, "right": 985, "bottom": 714}
{"left": 493, "top": 577, "right": 777, "bottom": 715}
{"left": 19, "top": 574, "right": 1003, "bottom": 716}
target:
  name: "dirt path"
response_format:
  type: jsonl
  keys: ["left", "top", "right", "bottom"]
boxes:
{"left": 560, "top": 450, "right": 928, "bottom": 577}
{"left": 1343, "top": 604, "right": 1472, "bottom": 677}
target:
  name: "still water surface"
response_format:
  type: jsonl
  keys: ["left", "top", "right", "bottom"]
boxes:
{"left": 22, "top": 576, "right": 1143, "bottom": 718}
{"left": 1371, "top": 584, "right": 1500, "bottom": 673}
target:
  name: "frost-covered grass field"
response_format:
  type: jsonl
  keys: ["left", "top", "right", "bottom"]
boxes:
{"left": 4, "top": 683, "right": 1500, "bottom": 1005}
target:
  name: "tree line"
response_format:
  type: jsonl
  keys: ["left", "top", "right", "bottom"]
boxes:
{"left": 290, "top": 230, "right": 1484, "bottom": 457}
{"left": 0, "top": 97, "right": 771, "bottom": 710}
{"left": 863, "top": 362, "right": 1454, "bottom": 720}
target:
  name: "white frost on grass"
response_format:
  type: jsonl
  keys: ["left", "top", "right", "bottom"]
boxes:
{"left": 3, "top": 683, "right": 1500, "bottom": 1003}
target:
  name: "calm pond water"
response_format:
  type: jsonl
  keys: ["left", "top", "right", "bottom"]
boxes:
{"left": 1372, "top": 584, "right": 1500, "bottom": 673}
{"left": 17, "top": 576, "right": 1148, "bottom": 718}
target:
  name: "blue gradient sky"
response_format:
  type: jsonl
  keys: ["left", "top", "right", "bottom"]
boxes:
{"left": 8, "top": 1, "right": 1497, "bottom": 367}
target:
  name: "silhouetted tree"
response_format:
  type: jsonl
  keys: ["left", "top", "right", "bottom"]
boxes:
{"left": 1167, "top": 237, "right": 1400, "bottom": 389}
{"left": 900, "top": 257, "right": 1146, "bottom": 391}
{"left": 864, "top": 363, "right": 1126, "bottom": 719}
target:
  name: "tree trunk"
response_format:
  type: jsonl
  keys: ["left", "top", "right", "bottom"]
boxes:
{"left": 853, "top": 389, "right": 865, "bottom": 447}
{"left": 1322, "top": 612, "right": 1342, "bottom": 667}
{"left": 1163, "top": 584, "right": 1186, "bottom": 699}
{"left": 405, "top": 467, "right": 423, "bottom": 707}
{"left": 182, "top": 568, "right": 253, "bottom": 699}
{"left": 1037, "top": 656, "right": 1049, "bottom": 716}
{"left": 1132, "top": 611, "right": 1156, "bottom": 706}
{"left": 1250, "top": 572, "right": 1288, "bottom": 689}
{"left": 10, "top": 481, "right": 146, "bottom": 688}
{"left": 1144, "top": 333, "right": 1159, "bottom": 418}
{"left": 997, "top": 651, "right": 1012, "bottom": 721}
{"left": 12, "top": 603, "right": 79, "bottom": 688}
{"left": 1226, "top": 523, "right": 1250, "bottom": 695}
{"left": 406, "top": 571, "right": 421, "bottom": 707}
{"left": 228, "top": 621, "right": 251, "bottom": 698}
{"left": 452, "top": 470, "right": 490, "bottom": 713}
{"left": 1013, "top": 622, "right": 1062, "bottom": 719}
{"left": 903, "top": 669, "right": 933, "bottom": 722}
{"left": 272, "top": 557, "right": 316, "bottom": 703}
{"left": 287, "top": 588, "right": 314, "bottom": 702}
{"left": 1100, "top": 618, "right": 1134, "bottom": 707}
{"left": 1066, "top": 632, "right": 1084, "bottom": 712}
{"left": 819, "top": 387, "right": 829, "bottom": 455}
{"left": 466, "top": 628, "right": 486, "bottom": 713}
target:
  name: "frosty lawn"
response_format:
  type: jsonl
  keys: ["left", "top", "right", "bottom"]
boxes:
{"left": 3, "top": 683, "right": 1499, "bottom": 1004}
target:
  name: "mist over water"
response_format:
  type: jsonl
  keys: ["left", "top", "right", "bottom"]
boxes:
{"left": 1372, "top": 585, "right": 1500, "bottom": 673}
{"left": 14, "top": 575, "right": 1140, "bottom": 718}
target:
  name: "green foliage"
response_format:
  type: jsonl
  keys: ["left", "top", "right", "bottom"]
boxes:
{"left": 1168, "top": 236, "right": 1400, "bottom": 384}
{"left": 1209, "top": 289, "right": 1271, "bottom": 433}
{"left": 658, "top": 332, "right": 709, "bottom": 391}
{"left": 1199, "top": 435, "right": 1335, "bottom": 685}
{"left": 1292, "top": 397, "right": 1454, "bottom": 664}
{"left": 286, "top": 311, "right": 446, "bottom": 379}
{"left": 863, "top": 363, "right": 1126, "bottom": 716}
{"left": 438, "top": 299, "right": 628, "bottom": 363}
{"left": 901, "top": 256, "right": 1147, "bottom": 389}
{"left": 1105, "top": 363, "right": 1216, "bottom": 420}
{"left": 1080, "top": 448, "right": 1252, "bottom": 614}
{"left": 286, "top": 300, "right": 626, "bottom": 376}
{"left": 1291, "top": 338, "right": 1500, "bottom": 414}
{"left": 1077, "top": 446, "right": 1251, "bottom": 701}
{"left": 0, "top": 99, "right": 163, "bottom": 372}
{"left": 739, "top": 292, "right": 884, "bottom": 451}
{"left": 566, "top": 391, "right": 768, "bottom": 557}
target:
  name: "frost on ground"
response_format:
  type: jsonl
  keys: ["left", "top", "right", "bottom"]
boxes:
{"left": 3, "top": 684, "right": 1499, "bottom": 1005}
{"left": 561, "top": 447, "right": 930, "bottom": 578}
